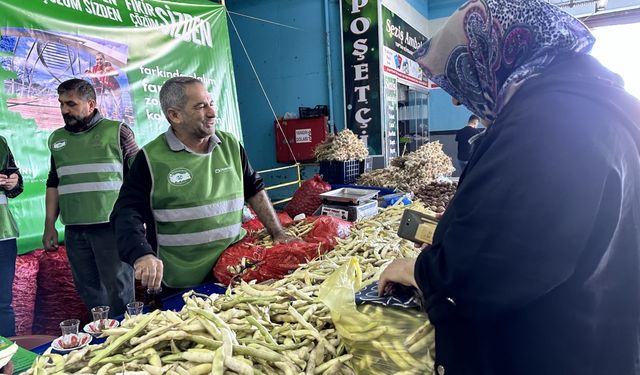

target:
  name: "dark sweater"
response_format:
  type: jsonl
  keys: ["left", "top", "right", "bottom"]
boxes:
{"left": 455, "top": 125, "right": 481, "bottom": 161}
{"left": 415, "top": 54, "right": 640, "bottom": 375}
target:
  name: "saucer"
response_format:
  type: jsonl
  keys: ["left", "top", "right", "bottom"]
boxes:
{"left": 83, "top": 319, "right": 120, "bottom": 337}
{"left": 51, "top": 332, "right": 92, "bottom": 353}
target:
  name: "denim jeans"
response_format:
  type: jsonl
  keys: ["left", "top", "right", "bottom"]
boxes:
{"left": 0, "top": 238, "right": 16, "bottom": 336}
{"left": 65, "top": 225, "right": 134, "bottom": 317}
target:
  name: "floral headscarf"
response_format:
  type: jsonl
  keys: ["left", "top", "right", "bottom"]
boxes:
{"left": 414, "top": 0, "right": 595, "bottom": 123}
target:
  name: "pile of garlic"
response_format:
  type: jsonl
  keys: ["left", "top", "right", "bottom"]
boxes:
{"left": 314, "top": 129, "right": 369, "bottom": 161}
{"left": 357, "top": 141, "right": 454, "bottom": 192}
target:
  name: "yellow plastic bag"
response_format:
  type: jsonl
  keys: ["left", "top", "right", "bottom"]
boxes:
{"left": 318, "top": 257, "right": 435, "bottom": 375}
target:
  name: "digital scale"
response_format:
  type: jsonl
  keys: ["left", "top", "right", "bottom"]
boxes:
{"left": 317, "top": 188, "right": 380, "bottom": 221}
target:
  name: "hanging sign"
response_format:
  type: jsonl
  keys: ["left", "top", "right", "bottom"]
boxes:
{"left": 381, "top": 6, "right": 435, "bottom": 89}
{"left": 340, "top": 0, "right": 382, "bottom": 155}
{"left": 383, "top": 74, "right": 398, "bottom": 159}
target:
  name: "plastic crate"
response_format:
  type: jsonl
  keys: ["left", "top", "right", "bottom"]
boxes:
{"left": 359, "top": 156, "right": 373, "bottom": 173}
{"left": 319, "top": 160, "right": 361, "bottom": 184}
{"left": 299, "top": 105, "right": 329, "bottom": 119}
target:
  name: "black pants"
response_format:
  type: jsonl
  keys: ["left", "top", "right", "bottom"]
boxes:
{"left": 0, "top": 238, "right": 16, "bottom": 336}
{"left": 65, "top": 225, "right": 134, "bottom": 317}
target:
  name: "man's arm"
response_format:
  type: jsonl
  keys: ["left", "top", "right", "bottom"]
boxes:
{"left": 240, "top": 145, "right": 294, "bottom": 243}
{"left": 42, "top": 187, "right": 60, "bottom": 251}
{"left": 110, "top": 151, "right": 162, "bottom": 288}
{"left": 119, "top": 124, "right": 139, "bottom": 174}
{"left": 42, "top": 156, "right": 60, "bottom": 250}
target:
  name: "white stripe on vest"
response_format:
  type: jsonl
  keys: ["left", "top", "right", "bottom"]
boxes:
{"left": 58, "top": 181, "right": 123, "bottom": 195}
{"left": 57, "top": 162, "right": 123, "bottom": 177}
{"left": 157, "top": 223, "right": 242, "bottom": 247}
{"left": 153, "top": 197, "right": 244, "bottom": 223}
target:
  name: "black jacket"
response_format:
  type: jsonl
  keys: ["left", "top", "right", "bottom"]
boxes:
{"left": 415, "top": 54, "right": 640, "bottom": 375}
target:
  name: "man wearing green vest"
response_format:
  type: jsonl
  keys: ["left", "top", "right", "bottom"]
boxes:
{"left": 42, "top": 79, "right": 137, "bottom": 317}
{"left": 0, "top": 136, "right": 22, "bottom": 337}
{"left": 111, "top": 76, "right": 294, "bottom": 291}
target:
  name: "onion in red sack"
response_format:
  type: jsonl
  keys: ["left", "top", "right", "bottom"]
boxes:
{"left": 284, "top": 175, "right": 331, "bottom": 217}
{"left": 213, "top": 237, "right": 265, "bottom": 285}
{"left": 11, "top": 250, "right": 42, "bottom": 335}
{"left": 242, "top": 212, "right": 294, "bottom": 234}
{"left": 33, "top": 246, "right": 90, "bottom": 335}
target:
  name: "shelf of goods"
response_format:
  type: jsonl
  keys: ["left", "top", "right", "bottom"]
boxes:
{"left": 26, "top": 203, "right": 436, "bottom": 375}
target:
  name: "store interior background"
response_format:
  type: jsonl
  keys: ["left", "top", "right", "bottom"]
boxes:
{"left": 220, "top": 0, "right": 639, "bottom": 198}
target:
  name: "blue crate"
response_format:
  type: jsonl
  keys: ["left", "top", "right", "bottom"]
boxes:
{"left": 319, "top": 160, "right": 361, "bottom": 184}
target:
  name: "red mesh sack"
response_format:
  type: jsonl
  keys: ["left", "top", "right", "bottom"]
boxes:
{"left": 213, "top": 237, "right": 265, "bottom": 285}
{"left": 33, "top": 246, "right": 90, "bottom": 335}
{"left": 303, "top": 216, "right": 352, "bottom": 253}
{"left": 11, "top": 250, "right": 42, "bottom": 335}
{"left": 259, "top": 242, "right": 321, "bottom": 280}
{"left": 242, "top": 212, "right": 294, "bottom": 234}
{"left": 284, "top": 175, "right": 331, "bottom": 217}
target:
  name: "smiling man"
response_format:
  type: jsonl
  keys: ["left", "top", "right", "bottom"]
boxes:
{"left": 43, "top": 78, "right": 137, "bottom": 317}
{"left": 111, "top": 76, "right": 294, "bottom": 292}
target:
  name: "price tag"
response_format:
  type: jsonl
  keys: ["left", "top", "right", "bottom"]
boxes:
{"left": 295, "top": 129, "right": 312, "bottom": 143}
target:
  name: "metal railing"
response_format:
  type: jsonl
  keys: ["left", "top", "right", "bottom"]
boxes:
{"left": 257, "top": 163, "right": 302, "bottom": 206}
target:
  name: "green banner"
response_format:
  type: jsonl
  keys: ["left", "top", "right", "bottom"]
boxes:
{"left": 0, "top": 0, "right": 242, "bottom": 254}
{"left": 340, "top": 0, "right": 381, "bottom": 155}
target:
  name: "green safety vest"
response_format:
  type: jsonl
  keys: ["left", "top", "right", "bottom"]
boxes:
{"left": 0, "top": 136, "right": 19, "bottom": 240}
{"left": 144, "top": 130, "right": 246, "bottom": 288}
{"left": 49, "top": 119, "right": 123, "bottom": 225}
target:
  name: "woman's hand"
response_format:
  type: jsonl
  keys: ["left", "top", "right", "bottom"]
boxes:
{"left": 378, "top": 258, "right": 418, "bottom": 296}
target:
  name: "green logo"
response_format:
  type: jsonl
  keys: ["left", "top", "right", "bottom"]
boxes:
{"left": 168, "top": 168, "right": 192, "bottom": 186}
{"left": 52, "top": 139, "right": 67, "bottom": 150}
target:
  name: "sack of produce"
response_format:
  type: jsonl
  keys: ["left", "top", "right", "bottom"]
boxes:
{"left": 214, "top": 216, "right": 352, "bottom": 285}
{"left": 284, "top": 175, "right": 331, "bottom": 217}
{"left": 33, "top": 246, "right": 90, "bottom": 335}
{"left": 213, "top": 237, "right": 264, "bottom": 285}
{"left": 11, "top": 250, "right": 42, "bottom": 335}
{"left": 259, "top": 241, "right": 321, "bottom": 280}
{"left": 242, "top": 211, "right": 294, "bottom": 234}
{"left": 303, "top": 215, "right": 352, "bottom": 252}
{"left": 318, "top": 257, "right": 435, "bottom": 374}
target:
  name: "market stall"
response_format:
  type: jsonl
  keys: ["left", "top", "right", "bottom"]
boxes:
{"left": 18, "top": 203, "right": 436, "bottom": 375}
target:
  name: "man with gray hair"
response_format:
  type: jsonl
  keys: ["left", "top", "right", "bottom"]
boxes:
{"left": 111, "top": 76, "right": 294, "bottom": 292}
{"left": 43, "top": 78, "right": 137, "bottom": 317}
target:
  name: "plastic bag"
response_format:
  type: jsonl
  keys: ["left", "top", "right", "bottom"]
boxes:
{"left": 318, "top": 258, "right": 436, "bottom": 375}
{"left": 284, "top": 175, "right": 331, "bottom": 217}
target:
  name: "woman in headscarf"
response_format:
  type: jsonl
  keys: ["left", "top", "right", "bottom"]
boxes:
{"left": 379, "top": 1, "right": 640, "bottom": 374}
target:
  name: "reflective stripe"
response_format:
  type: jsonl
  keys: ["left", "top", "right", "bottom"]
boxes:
{"left": 0, "top": 194, "right": 6, "bottom": 205}
{"left": 157, "top": 223, "right": 242, "bottom": 247}
{"left": 58, "top": 181, "right": 122, "bottom": 195}
{"left": 153, "top": 197, "right": 244, "bottom": 223}
{"left": 57, "top": 162, "right": 123, "bottom": 177}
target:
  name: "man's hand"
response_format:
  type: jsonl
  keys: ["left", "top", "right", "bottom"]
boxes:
{"left": 272, "top": 230, "right": 298, "bottom": 244}
{"left": 378, "top": 258, "right": 418, "bottom": 296}
{"left": 0, "top": 173, "right": 18, "bottom": 191}
{"left": 42, "top": 225, "right": 59, "bottom": 251}
{"left": 134, "top": 254, "right": 163, "bottom": 290}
